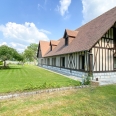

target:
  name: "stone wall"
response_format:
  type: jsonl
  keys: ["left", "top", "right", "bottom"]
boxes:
{"left": 93, "top": 72, "right": 116, "bottom": 79}
{"left": 41, "top": 65, "right": 116, "bottom": 79}
{"left": 42, "top": 65, "right": 87, "bottom": 78}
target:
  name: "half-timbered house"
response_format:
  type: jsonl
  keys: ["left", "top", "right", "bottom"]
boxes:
{"left": 37, "top": 7, "right": 116, "bottom": 79}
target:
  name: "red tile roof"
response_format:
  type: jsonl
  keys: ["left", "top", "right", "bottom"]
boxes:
{"left": 65, "top": 29, "right": 78, "bottom": 37}
{"left": 38, "top": 6, "right": 116, "bottom": 57}
{"left": 50, "top": 40, "right": 60, "bottom": 46}
{"left": 39, "top": 41, "right": 50, "bottom": 57}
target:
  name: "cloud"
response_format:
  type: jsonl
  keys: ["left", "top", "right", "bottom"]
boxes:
{"left": 0, "top": 22, "right": 49, "bottom": 43}
{"left": 38, "top": 4, "right": 45, "bottom": 10}
{"left": 0, "top": 22, "right": 50, "bottom": 52}
{"left": 57, "top": 0, "right": 71, "bottom": 16}
{"left": 10, "top": 42, "right": 27, "bottom": 52}
{"left": 81, "top": 0, "right": 116, "bottom": 24}
{"left": 0, "top": 42, "right": 7, "bottom": 46}
{"left": 39, "top": 29, "right": 51, "bottom": 34}
{"left": 63, "top": 14, "right": 71, "bottom": 20}
{"left": 38, "top": 0, "right": 48, "bottom": 10}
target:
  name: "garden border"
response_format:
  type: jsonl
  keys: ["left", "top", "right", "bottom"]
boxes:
{"left": 0, "top": 85, "right": 89, "bottom": 100}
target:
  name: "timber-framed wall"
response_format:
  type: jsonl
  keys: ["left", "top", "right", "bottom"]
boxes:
{"left": 38, "top": 23, "right": 116, "bottom": 79}
{"left": 91, "top": 22, "right": 116, "bottom": 72}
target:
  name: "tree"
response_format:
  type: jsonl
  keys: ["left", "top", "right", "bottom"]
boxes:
{"left": 24, "top": 49, "right": 34, "bottom": 61}
{"left": 27, "top": 43, "right": 38, "bottom": 52}
{"left": 14, "top": 52, "right": 24, "bottom": 62}
{"left": 24, "top": 43, "right": 38, "bottom": 62}
{"left": 0, "top": 45, "right": 23, "bottom": 67}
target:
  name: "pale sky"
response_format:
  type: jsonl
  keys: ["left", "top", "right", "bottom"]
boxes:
{"left": 0, "top": 0, "right": 116, "bottom": 52}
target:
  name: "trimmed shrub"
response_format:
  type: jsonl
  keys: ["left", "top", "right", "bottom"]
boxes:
{"left": 82, "top": 75, "right": 91, "bottom": 85}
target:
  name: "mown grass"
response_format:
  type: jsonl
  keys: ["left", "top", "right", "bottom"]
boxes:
{"left": 0, "top": 65, "right": 80, "bottom": 93}
{"left": 0, "top": 84, "right": 116, "bottom": 116}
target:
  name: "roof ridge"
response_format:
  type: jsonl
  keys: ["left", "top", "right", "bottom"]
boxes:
{"left": 66, "top": 29, "right": 78, "bottom": 32}
{"left": 40, "top": 40, "right": 49, "bottom": 42}
{"left": 39, "top": 6, "right": 116, "bottom": 57}
{"left": 76, "top": 6, "right": 116, "bottom": 31}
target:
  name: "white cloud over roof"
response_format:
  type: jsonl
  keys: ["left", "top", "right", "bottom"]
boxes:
{"left": 0, "top": 22, "right": 50, "bottom": 52}
{"left": 82, "top": 0, "right": 116, "bottom": 24}
{"left": 57, "top": 0, "right": 71, "bottom": 16}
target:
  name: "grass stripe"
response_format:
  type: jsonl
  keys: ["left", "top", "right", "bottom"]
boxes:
{"left": 0, "top": 65, "right": 80, "bottom": 93}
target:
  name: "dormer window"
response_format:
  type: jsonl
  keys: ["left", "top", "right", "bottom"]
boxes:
{"left": 63, "top": 29, "right": 78, "bottom": 46}
{"left": 50, "top": 45, "right": 52, "bottom": 51}
{"left": 50, "top": 40, "right": 60, "bottom": 51}
{"left": 65, "top": 37, "right": 68, "bottom": 46}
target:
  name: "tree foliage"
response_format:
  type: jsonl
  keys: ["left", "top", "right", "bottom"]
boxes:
{"left": 24, "top": 43, "right": 38, "bottom": 62}
{"left": 0, "top": 45, "right": 23, "bottom": 66}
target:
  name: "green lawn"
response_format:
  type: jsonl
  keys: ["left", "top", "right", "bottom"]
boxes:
{"left": 0, "top": 65, "right": 80, "bottom": 93}
{"left": 0, "top": 84, "right": 116, "bottom": 116}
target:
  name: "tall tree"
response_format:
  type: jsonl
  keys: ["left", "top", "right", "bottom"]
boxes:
{"left": 27, "top": 43, "right": 38, "bottom": 52}
{"left": 24, "top": 49, "right": 34, "bottom": 61}
{"left": 24, "top": 43, "right": 38, "bottom": 62}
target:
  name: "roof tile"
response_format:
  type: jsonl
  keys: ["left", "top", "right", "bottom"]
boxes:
{"left": 38, "top": 7, "right": 116, "bottom": 57}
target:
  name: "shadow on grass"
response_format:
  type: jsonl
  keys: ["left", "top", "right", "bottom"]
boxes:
{"left": 0, "top": 66, "right": 22, "bottom": 70}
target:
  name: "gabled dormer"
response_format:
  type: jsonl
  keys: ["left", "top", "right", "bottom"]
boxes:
{"left": 63, "top": 29, "right": 78, "bottom": 46}
{"left": 37, "top": 41, "right": 50, "bottom": 58}
{"left": 50, "top": 40, "right": 60, "bottom": 51}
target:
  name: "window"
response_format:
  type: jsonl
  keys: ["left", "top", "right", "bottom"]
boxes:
{"left": 61, "top": 57, "right": 65, "bottom": 67}
{"left": 82, "top": 56, "right": 85, "bottom": 69}
{"left": 44, "top": 59, "right": 46, "bottom": 64}
{"left": 52, "top": 58, "right": 56, "bottom": 66}
{"left": 114, "top": 57, "right": 116, "bottom": 69}
{"left": 65, "top": 37, "right": 68, "bottom": 46}
{"left": 47, "top": 58, "right": 50, "bottom": 65}
{"left": 89, "top": 54, "right": 93, "bottom": 72}
{"left": 113, "top": 27, "right": 116, "bottom": 48}
{"left": 50, "top": 45, "right": 52, "bottom": 51}
{"left": 79, "top": 55, "right": 85, "bottom": 70}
